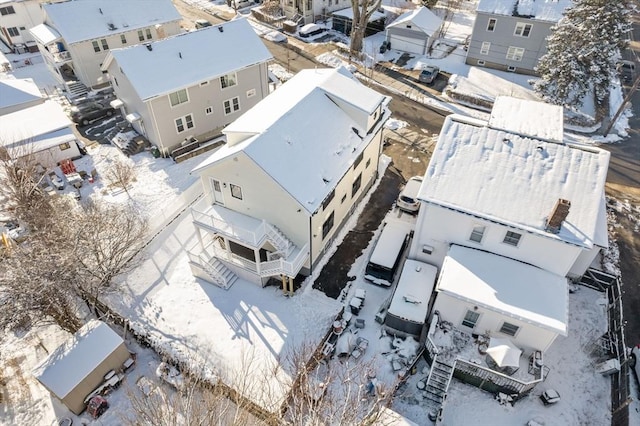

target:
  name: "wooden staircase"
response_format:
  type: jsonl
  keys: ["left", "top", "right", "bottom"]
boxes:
{"left": 423, "top": 358, "right": 454, "bottom": 405}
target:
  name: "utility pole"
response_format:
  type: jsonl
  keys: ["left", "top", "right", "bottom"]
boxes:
{"left": 603, "top": 74, "right": 640, "bottom": 137}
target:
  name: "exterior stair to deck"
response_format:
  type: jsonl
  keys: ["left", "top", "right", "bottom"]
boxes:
{"left": 201, "top": 258, "right": 238, "bottom": 290}
{"left": 265, "top": 223, "right": 295, "bottom": 258}
{"left": 65, "top": 80, "right": 89, "bottom": 99}
{"left": 424, "top": 358, "right": 454, "bottom": 405}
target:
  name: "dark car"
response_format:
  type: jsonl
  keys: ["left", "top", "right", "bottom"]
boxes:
{"left": 195, "top": 19, "right": 212, "bottom": 29}
{"left": 71, "top": 102, "right": 114, "bottom": 126}
{"left": 419, "top": 65, "right": 440, "bottom": 84}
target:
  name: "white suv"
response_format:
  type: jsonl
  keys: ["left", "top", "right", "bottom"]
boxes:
{"left": 397, "top": 176, "right": 423, "bottom": 213}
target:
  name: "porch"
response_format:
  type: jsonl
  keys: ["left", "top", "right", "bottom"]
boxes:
{"left": 189, "top": 199, "right": 309, "bottom": 288}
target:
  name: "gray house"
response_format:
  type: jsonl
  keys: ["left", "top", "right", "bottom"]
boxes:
{"left": 465, "top": 0, "right": 572, "bottom": 75}
{"left": 103, "top": 19, "right": 273, "bottom": 157}
{"left": 385, "top": 7, "right": 443, "bottom": 56}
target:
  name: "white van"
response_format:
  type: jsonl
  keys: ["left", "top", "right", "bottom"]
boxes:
{"left": 397, "top": 176, "right": 423, "bottom": 213}
{"left": 365, "top": 222, "right": 410, "bottom": 286}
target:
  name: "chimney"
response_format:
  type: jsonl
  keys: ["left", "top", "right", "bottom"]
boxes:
{"left": 145, "top": 43, "right": 152, "bottom": 51}
{"left": 546, "top": 199, "right": 571, "bottom": 234}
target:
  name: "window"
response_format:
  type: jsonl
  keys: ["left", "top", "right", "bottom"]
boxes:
{"left": 120, "top": 34, "right": 127, "bottom": 44}
{"left": 220, "top": 73, "right": 237, "bottom": 89}
{"left": 205, "top": 106, "right": 213, "bottom": 115}
{"left": 499, "top": 322, "right": 520, "bottom": 337}
{"left": 406, "top": 24, "right": 412, "bottom": 29}
{"left": 7, "top": 27, "right": 19, "bottom": 37}
{"left": 506, "top": 46, "right": 525, "bottom": 61}
{"left": 469, "top": 225, "right": 486, "bottom": 243}
{"left": 0, "top": 6, "right": 16, "bottom": 15}
{"left": 351, "top": 173, "right": 362, "bottom": 197}
{"left": 477, "top": 60, "right": 486, "bottom": 66}
{"left": 503, "top": 230, "right": 522, "bottom": 246}
{"left": 200, "top": 81, "right": 209, "bottom": 86}
{"left": 365, "top": 158, "right": 371, "bottom": 168}
{"left": 341, "top": 194, "right": 347, "bottom": 203}
{"left": 487, "top": 18, "right": 496, "bottom": 32}
{"left": 223, "top": 97, "right": 240, "bottom": 115}
{"left": 138, "top": 30, "right": 145, "bottom": 42}
{"left": 507, "top": 66, "right": 517, "bottom": 72}
{"left": 322, "top": 211, "right": 335, "bottom": 239}
{"left": 146, "top": 28, "right": 152, "bottom": 39}
{"left": 230, "top": 184, "right": 243, "bottom": 200}
{"left": 354, "top": 152, "right": 363, "bottom": 168}
{"left": 100, "top": 39, "right": 109, "bottom": 50}
{"left": 59, "top": 142, "right": 71, "bottom": 151}
{"left": 92, "top": 40, "right": 100, "bottom": 53}
{"left": 480, "top": 42, "right": 491, "bottom": 55}
{"left": 246, "top": 88, "right": 256, "bottom": 98}
{"left": 322, "top": 189, "right": 335, "bottom": 210}
{"left": 169, "top": 89, "right": 189, "bottom": 107}
{"left": 175, "top": 114, "right": 194, "bottom": 133}
{"left": 514, "top": 22, "right": 532, "bottom": 37}
{"left": 461, "top": 310, "right": 480, "bottom": 329}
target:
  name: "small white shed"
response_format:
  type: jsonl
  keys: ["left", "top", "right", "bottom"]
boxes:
{"left": 386, "top": 7, "right": 443, "bottom": 55}
{"left": 33, "top": 320, "right": 130, "bottom": 415}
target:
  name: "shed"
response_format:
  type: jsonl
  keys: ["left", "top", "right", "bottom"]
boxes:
{"left": 386, "top": 7, "right": 443, "bottom": 55}
{"left": 33, "top": 320, "right": 130, "bottom": 415}
{"left": 331, "top": 7, "right": 386, "bottom": 37}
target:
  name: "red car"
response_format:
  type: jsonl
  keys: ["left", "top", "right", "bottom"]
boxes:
{"left": 86, "top": 395, "right": 108, "bottom": 418}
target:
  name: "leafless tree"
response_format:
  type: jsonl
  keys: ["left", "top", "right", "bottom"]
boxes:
{"left": 69, "top": 200, "right": 148, "bottom": 311}
{"left": 350, "top": 0, "right": 383, "bottom": 56}
{"left": 104, "top": 157, "right": 137, "bottom": 199}
{"left": 436, "top": 0, "right": 462, "bottom": 39}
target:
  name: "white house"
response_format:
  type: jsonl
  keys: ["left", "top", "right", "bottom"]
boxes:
{"left": 29, "top": 0, "right": 181, "bottom": 95}
{"left": 410, "top": 96, "right": 609, "bottom": 352}
{"left": 188, "top": 67, "right": 391, "bottom": 290}
{"left": 279, "top": 0, "right": 353, "bottom": 25}
{"left": 385, "top": 7, "right": 443, "bottom": 56}
{"left": 0, "top": 0, "right": 62, "bottom": 54}
{"left": 102, "top": 19, "right": 273, "bottom": 157}
{"left": 0, "top": 78, "right": 81, "bottom": 167}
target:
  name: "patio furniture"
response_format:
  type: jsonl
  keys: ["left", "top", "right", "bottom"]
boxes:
{"left": 351, "top": 337, "right": 369, "bottom": 359}
{"left": 355, "top": 318, "right": 365, "bottom": 329}
{"left": 349, "top": 297, "right": 362, "bottom": 315}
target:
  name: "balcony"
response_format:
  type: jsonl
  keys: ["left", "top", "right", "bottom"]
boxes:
{"left": 52, "top": 50, "right": 71, "bottom": 63}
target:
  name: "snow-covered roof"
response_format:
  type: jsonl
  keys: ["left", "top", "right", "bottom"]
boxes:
{"left": 332, "top": 7, "right": 385, "bottom": 21}
{"left": 0, "top": 78, "right": 43, "bottom": 111}
{"left": 489, "top": 96, "right": 563, "bottom": 143}
{"left": 437, "top": 245, "right": 568, "bottom": 335}
{"left": 33, "top": 320, "right": 125, "bottom": 399}
{"left": 387, "top": 6, "right": 443, "bottom": 35}
{"left": 193, "top": 68, "right": 389, "bottom": 214}
{"left": 388, "top": 260, "right": 438, "bottom": 323}
{"left": 29, "top": 24, "right": 62, "bottom": 45}
{"left": 105, "top": 19, "right": 272, "bottom": 101}
{"left": 477, "top": 0, "right": 573, "bottom": 22}
{"left": 419, "top": 113, "right": 609, "bottom": 248}
{"left": 0, "top": 100, "right": 71, "bottom": 146}
{"left": 42, "top": 0, "right": 181, "bottom": 44}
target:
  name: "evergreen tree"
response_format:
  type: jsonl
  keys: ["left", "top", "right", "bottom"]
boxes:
{"left": 533, "top": 0, "right": 633, "bottom": 108}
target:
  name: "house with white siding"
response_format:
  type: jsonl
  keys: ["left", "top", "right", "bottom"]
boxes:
{"left": 0, "top": 0, "right": 63, "bottom": 54}
{"left": 411, "top": 96, "right": 609, "bottom": 353}
{"left": 29, "top": 0, "right": 181, "bottom": 96}
{"left": 102, "top": 19, "right": 273, "bottom": 157}
{"left": 188, "top": 67, "right": 391, "bottom": 291}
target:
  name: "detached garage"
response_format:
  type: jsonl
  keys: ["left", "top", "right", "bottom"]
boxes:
{"left": 386, "top": 7, "right": 443, "bottom": 56}
{"left": 33, "top": 320, "right": 130, "bottom": 415}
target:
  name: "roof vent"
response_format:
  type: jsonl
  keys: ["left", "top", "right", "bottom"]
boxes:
{"left": 107, "top": 23, "right": 116, "bottom": 31}
{"left": 179, "top": 52, "right": 182, "bottom": 59}
{"left": 546, "top": 198, "right": 571, "bottom": 234}
{"left": 145, "top": 43, "right": 152, "bottom": 51}
{"left": 99, "top": 7, "right": 103, "bottom": 14}
{"left": 218, "top": 26, "right": 224, "bottom": 33}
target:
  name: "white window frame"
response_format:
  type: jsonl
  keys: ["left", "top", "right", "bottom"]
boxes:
{"left": 120, "top": 34, "right": 127, "bottom": 44}
{"left": 503, "top": 230, "right": 522, "bottom": 246}
{"left": 230, "top": 183, "right": 243, "bottom": 200}
{"left": 145, "top": 28, "right": 152, "bottom": 40}
{"left": 469, "top": 225, "right": 486, "bottom": 243}
{"left": 7, "top": 27, "right": 19, "bottom": 37}
{"left": 246, "top": 88, "right": 256, "bottom": 98}
{"left": 175, "top": 114, "right": 194, "bottom": 134}
{"left": 92, "top": 40, "right": 100, "bottom": 53}
{"left": 507, "top": 66, "right": 517, "bottom": 72}
{"left": 461, "top": 309, "right": 480, "bottom": 329}
{"left": 506, "top": 46, "right": 524, "bottom": 61}
{"left": 100, "top": 38, "right": 109, "bottom": 50}
{"left": 169, "top": 89, "right": 189, "bottom": 107}
{"left": 220, "top": 73, "right": 237, "bottom": 89}
{"left": 205, "top": 106, "right": 213, "bottom": 115}
{"left": 487, "top": 18, "right": 497, "bottom": 32}
{"left": 137, "top": 30, "right": 145, "bottom": 42}
{"left": 223, "top": 97, "right": 240, "bottom": 115}
{"left": 514, "top": 22, "right": 532, "bottom": 37}
{"left": 480, "top": 42, "right": 491, "bottom": 55}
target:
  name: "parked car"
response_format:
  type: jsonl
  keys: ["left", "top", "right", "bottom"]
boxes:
{"left": 419, "top": 65, "right": 440, "bottom": 84}
{"left": 86, "top": 395, "right": 108, "bottom": 418}
{"left": 195, "top": 19, "right": 211, "bottom": 29}
{"left": 396, "top": 176, "right": 423, "bottom": 213}
{"left": 70, "top": 102, "right": 114, "bottom": 126}
{"left": 617, "top": 60, "right": 635, "bottom": 82}
{"left": 540, "top": 389, "right": 560, "bottom": 405}
{"left": 299, "top": 23, "right": 325, "bottom": 38}
{"left": 264, "top": 30, "right": 287, "bottom": 43}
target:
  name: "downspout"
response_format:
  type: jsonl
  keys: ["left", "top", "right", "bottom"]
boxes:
{"left": 308, "top": 213, "right": 313, "bottom": 276}
{"left": 147, "top": 99, "right": 164, "bottom": 155}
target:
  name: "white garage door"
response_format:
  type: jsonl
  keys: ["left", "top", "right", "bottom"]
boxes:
{"left": 390, "top": 34, "right": 426, "bottom": 55}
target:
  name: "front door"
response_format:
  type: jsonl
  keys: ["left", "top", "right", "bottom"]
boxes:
{"left": 212, "top": 179, "right": 224, "bottom": 205}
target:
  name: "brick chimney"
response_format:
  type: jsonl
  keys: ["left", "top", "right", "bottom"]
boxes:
{"left": 546, "top": 199, "right": 571, "bottom": 234}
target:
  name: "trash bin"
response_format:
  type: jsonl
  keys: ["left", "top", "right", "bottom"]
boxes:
{"left": 151, "top": 146, "right": 160, "bottom": 158}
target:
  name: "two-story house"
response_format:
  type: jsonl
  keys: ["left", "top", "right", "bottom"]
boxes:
{"left": 1, "top": 78, "right": 81, "bottom": 167}
{"left": 187, "top": 67, "right": 391, "bottom": 291}
{"left": 410, "top": 96, "right": 609, "bottom": 353}
{"left": 0, "top": 0, "right": 59, "bottom": 54}
{"left": 465, "top": 0, "right": 572, "bottom": 75}
{"left": 28, "top": 0, "right": 181, "bottom": 96}
{"left": 102, "top": 19, "right": 273, "bottom": 157}
{"left": 280, "top": 0, "right": 353, "bottom": 25}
